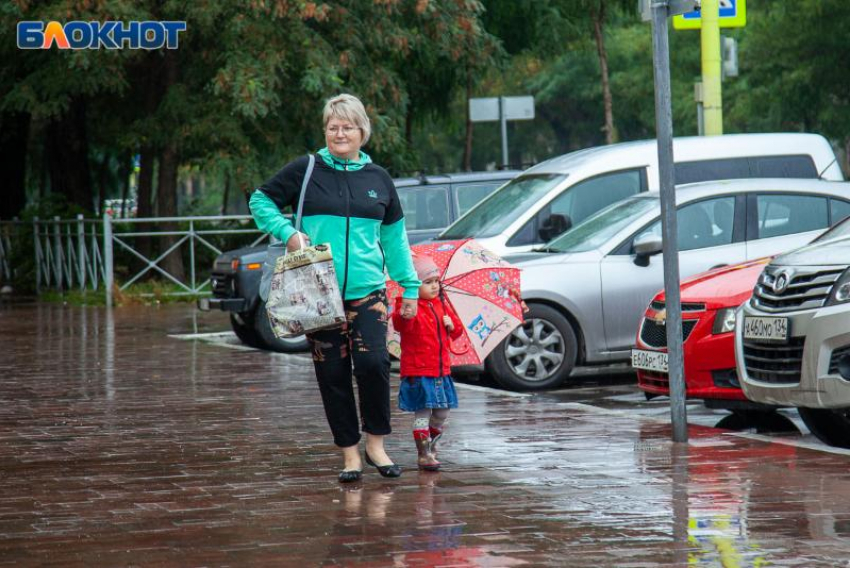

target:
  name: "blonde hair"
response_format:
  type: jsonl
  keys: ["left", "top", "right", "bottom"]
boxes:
{"left": 322, "top": 93, "right": 371, "bottom": 146}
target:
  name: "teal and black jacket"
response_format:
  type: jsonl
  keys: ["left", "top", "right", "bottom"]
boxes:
{"left": 249, "top": 149, "right": 421, "bottom": 300}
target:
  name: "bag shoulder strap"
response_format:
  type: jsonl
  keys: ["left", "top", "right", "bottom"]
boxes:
{"left": 294, "top": 153, "right": 315, "bottom": 233}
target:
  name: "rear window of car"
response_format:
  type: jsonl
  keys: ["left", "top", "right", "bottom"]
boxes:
{"left": 397, "top": 185, "right": 450, "bottom": 230}
{"left": 454, "top": 183, "right": 502, "bottom": 217}
{"left": 675, "top": 155, "right": 818, "bottom": 185}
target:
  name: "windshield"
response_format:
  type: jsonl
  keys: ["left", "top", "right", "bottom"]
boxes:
{"left": 438, "top": 174, "right": 567, "bottom": 239}
{"left": 542, "top": 195, "right": 658, "bottom": 253}
{"left": 813, "top": 215, "right": 850, "bottom": 243}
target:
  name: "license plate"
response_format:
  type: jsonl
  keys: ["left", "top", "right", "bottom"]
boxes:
{"left": 632, "top": 349, "right": 669, "bottom": 373}
{"left": 743, "top": 316, "right": 789, "bottom": 342}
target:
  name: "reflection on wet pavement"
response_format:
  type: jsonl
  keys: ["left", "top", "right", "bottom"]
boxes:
{"left": 2, "top": 302, "right": 850, "bottom": 566}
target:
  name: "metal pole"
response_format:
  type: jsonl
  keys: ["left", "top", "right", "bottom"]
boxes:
{"left": 104, "top": 213, "right": 114, "bottom": 308}
{"left": 53, "top": 216, "right": 63, "bottom": 291}
{"left": 33, "top": 217, "right": 41, "bottom": 293}
{"left": 651, "top": 0, "right": 688, "bottom": 443}
{"left": 700, "top": 0, "right": 723, "bottom": 135}
{"left": 189, "top": 219, "right": 196, "bottom": 293}
{"left": 499, "top": 96, "right": 509, "bottom": 169}
{"left": 77, "top": 214, "right": 86, "bottom": 290}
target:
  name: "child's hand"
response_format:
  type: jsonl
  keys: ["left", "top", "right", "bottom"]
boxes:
{"left": 443, "top": 315, "right": 454, "bottom": 331}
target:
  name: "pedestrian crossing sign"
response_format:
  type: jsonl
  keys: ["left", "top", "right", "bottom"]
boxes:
{"left": 673, "top": 0, "right": 746, "bottom": 30}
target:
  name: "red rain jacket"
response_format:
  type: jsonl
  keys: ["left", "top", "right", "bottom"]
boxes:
{"left": 392, "top": 296, "right": 464, "bottom": 377}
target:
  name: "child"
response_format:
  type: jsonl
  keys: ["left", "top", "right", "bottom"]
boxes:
{"left": 392, "top": 254, "right": 464, "bottom": 471}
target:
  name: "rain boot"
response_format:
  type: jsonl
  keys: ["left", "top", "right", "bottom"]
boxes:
{"left": 415, "top": 437, "right": 440, "bottom": 472}
{"left": 429, "top": 426, "right": 443, "bottom": 460}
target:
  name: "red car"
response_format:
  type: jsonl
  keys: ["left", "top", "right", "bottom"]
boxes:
{"left": 633, "top": 258, "right": 771, "bottom": 408}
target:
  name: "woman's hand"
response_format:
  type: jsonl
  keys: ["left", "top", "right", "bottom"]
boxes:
{"left": 400, "top": 298, "right": 418, "bottom": 319}
{"left": 443, "top": 315, "right": 454, "bottom": 332}
{"left": 286, "top": 232, "right": 311, "bottom": 252}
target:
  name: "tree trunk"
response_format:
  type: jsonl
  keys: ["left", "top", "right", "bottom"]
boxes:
{"left": 46, "top": 98, "right": 93, "bottom": 211}
{"left": 0, "top": 112, "right": 30, "bottom": 219}
{"left": 405, "top": 108, "right": 414, "bottom": 147}
{"left": 462, "top": 70, "right": 474, "bottom": 171}
{"left": 157, "top": 143, "right": 185, "bottom": 283}
{"left": 156, "top": 50, "right": 185, "bottom": 284}
{"left": 221, "top": 172, "right": 230, "bottom": 215}
{"left": 592, "top": 1, "right": 616, "bottom": 145}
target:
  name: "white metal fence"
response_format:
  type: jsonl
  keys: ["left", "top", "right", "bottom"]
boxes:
{"left": 0, "top": 214, "right": 269, "bottom": 305}
{"left": 103, "top": 214, "right": 268, "bottom": 306}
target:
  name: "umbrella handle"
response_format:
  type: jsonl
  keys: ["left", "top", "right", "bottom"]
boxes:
{"left": 438, "top": 292, "right": 470, "bottom": 356}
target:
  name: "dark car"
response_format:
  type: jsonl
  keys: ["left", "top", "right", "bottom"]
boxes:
{"left": 198, "top": 170, "right": 520, "bottom": 352}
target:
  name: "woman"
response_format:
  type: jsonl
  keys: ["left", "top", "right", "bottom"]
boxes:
{"left": 249, "top": 94, "right": 421, "bottom": 483}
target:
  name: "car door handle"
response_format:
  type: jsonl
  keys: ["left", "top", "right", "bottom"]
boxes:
{"left": 709, "top": 264, "right": 728, "bottom": 271}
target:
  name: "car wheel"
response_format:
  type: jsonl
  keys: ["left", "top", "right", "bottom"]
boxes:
{"left": 486, "top": 303, "right": 578, "bottom": 391}
{"left": 254, "top": 300, "right": 310, "bottom": 353}
{"left": 230, "top": 312, "right": 263, "bottom": 348}
{"left": 798, "top": 407, "right": 850, "bottom": 449}
{"left": 716, "top": 410, "right": 799, "bottom": 434}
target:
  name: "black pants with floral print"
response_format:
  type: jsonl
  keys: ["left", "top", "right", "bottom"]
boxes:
{"left": 307, "top": 289, "right": 391, "bottom": 448}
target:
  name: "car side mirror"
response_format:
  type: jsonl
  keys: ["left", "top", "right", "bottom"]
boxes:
{"left": 633, "top": 234, "right": 663, "bottom": 267}
{"left": 538, "top": 213, "right": 572, "bottom": 242}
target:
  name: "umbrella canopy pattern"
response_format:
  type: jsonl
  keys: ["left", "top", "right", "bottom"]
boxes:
{"left": 387, "top": 239, "right": 524, "bottom": 366}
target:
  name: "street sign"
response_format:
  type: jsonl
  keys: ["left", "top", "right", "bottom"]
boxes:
{"left": 469, "top": 97, "right": 499, "bottom": 122}
{"left": 640, "top": 0, "right": 700, "bottom": 21}
{"left": 469, "top": 96, "right": 535, "bottom": 168}
{"left": 673, "top": 0, "right": 745, "bottom": 29}
{"left": 469, "top": 96, "right": 534, "bottom": 122}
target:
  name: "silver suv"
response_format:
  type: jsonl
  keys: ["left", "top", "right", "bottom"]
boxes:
{"left": 736, "top": 217, "right": 850, "bottom": 448}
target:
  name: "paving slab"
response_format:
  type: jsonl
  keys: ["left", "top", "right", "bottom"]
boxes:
{"left": 2, "top": 302, "right": 850, "bottom": 566}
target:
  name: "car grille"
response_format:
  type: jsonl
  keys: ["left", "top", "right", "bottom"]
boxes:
{"left": 649, "top": 301, "right": 706, "bottom": 312}
{"left": 751, "top": 266, "right": 843, "bottom": 313}
{"left": 742, "top": 337, "right": 805, "bottom": 385}
{"left": 829, "top": 345, "right": 850, "bottom": 375}
{"left": 211, "top": 271, "right": 234, "bottom": 297}
{"left": 640, "top": 318, "right": 698, "bottom": 348}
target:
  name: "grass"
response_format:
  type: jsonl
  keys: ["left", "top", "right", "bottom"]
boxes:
{"left": 41, "top": 281, "right": 206, "bottom": 307}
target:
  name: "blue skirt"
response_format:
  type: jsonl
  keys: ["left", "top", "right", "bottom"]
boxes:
{"left": 398, "top": 376, "right": 459, "bottom": 411}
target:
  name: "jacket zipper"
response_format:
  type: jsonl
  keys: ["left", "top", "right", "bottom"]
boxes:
{"left": 377, "top": 242, "right": 386, "bottom": 272}
{"left": 340, "top": 166, "right": 351, "bottom": 298}
{"left": 428, "top": 302, "right": 444, "bottom": 377}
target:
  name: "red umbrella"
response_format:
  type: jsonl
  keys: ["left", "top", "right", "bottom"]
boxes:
{"left": 387, "top": 239, "right": 524, "bottom": 366}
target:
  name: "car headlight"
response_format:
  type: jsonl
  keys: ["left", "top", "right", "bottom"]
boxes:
{"left": 826, "top": 268, "right": 850, "bottom": 306}
{"left": 712, "top": 307, "right": 737, "bottom": 335}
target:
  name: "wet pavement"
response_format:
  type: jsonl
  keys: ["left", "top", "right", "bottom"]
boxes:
{"left": 3, "top": 301, "right": 850, "bottom": 566}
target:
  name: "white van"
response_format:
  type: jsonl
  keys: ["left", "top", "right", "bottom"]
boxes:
{"left": 437, "top": 133, "right": 844, "bottom": 255}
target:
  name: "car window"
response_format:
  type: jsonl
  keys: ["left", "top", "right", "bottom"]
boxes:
{"left": 755, "top": 194, "right": 828, "bottom": 239}
{"left": 751, "top": 155, "right": 818, "bottom": 178}
{"left": 815, "top": 212, "right": 850, "bottom": 243}
{"left": 439, "top": 174, "right": 566, "bottom": 239}
{"left": 545, "top": 196, "right": 658, "bottom": 254}
{"left": 398, "top": 186, "right": 450, "bottom": 231}
{"left": 634, "top": 196, "right": 736, "bottom": 252}
{"left": 676, "top": 158, "right": 750, "bottom": 185}
{"left": 454, "top": 183, "right": 500, "bottom": 217}
{"left": 508, "top": 169, "right": 643, "bottom": 246}
{"left": 675, "top": 155, "right": 818, "bottom": 185}
{"left": 831, "top": 198, "right": 850, "bottom": 226}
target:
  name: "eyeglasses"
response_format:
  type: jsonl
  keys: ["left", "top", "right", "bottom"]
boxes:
{"left": 326, "top": 125, "right": 359, "bottom": 135}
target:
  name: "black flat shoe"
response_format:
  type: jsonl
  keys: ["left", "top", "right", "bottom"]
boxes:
{"left": 365, "top": 452, "right": 402, "bottom": 478}
{"left": 338, "top": 469, "right": 362, "bottom": 483}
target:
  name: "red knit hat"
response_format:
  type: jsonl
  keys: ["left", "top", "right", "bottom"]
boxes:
{"left": 412, "top": 254, "right": 440, "bottom": 280}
